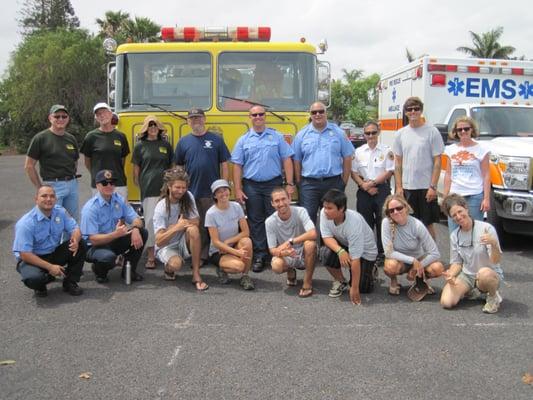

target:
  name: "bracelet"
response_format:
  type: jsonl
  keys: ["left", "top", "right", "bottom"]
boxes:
{"left": 286, "top": 182, "right": 295, "bottom": 186}
{"left": 336, "top": 248, "right": 346, "bottom": 255}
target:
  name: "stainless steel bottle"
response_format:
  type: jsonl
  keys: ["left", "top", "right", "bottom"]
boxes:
{"left": 125, "top": 261, "right": 131, "bottom": 285}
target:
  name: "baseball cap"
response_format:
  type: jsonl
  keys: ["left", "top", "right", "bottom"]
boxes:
{"left": 210, "top": 179, "right": 230, "bottom": 194}
{"left": 49, "top": 104, "right": 68, "bottom": 115}
{"left": 187, "top": 108, "right": 205, "bottom": 118}
{"left": 93, "top": 102, "right": 112, "bottom": 113}
{"left": 407, "top": 275, "right": 431, "bottom": 302}
{"left": 95, "top": 169, "right": 116, "bottom": 184}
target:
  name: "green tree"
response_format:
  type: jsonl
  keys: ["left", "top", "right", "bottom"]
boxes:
{"left": 457, "top": 27, "right": 515, "bottom": 59}
{"left": 121, "top": 16, "right": 161, "bottom": 43}
{"left": 96, "top": 10, "right": 130, "bottom": 42}
{"left": 0, "top": 29, "right": 107, "bottom": 151}
{"left": 18, "top": 0, "right": 80, "bottom": 34}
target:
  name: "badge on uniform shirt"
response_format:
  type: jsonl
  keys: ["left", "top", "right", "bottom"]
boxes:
{"left": 387, "top": 151, "right": 394, "bottom": 160}
{"left": 159, "top": 147, "right": 167, "bottom": 154}
{"left": 115, "top": 203, "right": 120, "bottom": 210}
{"left": 378, "top": 154, "right": 384, "bottom": 162}
{"left": 114, "top": 139, "right": 121, "bottom": 146}
{"left": 329, "top": 131, "right": 334, "bottom": 137}
{"left": 66, "top": 144, "right": 75, "bottom": 150}
{"left": 55, "top": 216, "right": 61, "bottom": 223}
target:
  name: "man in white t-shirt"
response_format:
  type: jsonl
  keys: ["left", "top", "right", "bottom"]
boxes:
{"left": 265, "top": 187, "right": 317, "bottom": 298}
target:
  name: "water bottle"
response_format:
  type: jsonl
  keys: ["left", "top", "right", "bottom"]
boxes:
{"left": 125, "top": 261, "right": 131, "bottom": 285}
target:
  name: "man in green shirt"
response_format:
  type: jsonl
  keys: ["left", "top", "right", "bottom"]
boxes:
{"left": 25, "top": 104, "right": 80, "bottom": 220}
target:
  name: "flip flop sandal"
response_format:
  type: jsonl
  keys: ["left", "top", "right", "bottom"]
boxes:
{"left": 388, "top": 284, "right": 401, "bottom": 296}
{"left": 286, "top": 268, "right": 297, "bottom": 286}
{"left": 298, "top": 287, "right": 313, "bottom": 298}
{"left": 192, "top": 280, "right": 209, "bottom": 291}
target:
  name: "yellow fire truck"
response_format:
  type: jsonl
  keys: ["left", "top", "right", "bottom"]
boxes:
{"left": 104, "top": 26, "right": 331, "bottom": 204}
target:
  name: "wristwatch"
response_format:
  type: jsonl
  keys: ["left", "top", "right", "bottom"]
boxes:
{"left": 429, "top": 184, "right": 437, "bottom": 190}
{"left": 288, "top": 238, "right": 294, "bottom": 246}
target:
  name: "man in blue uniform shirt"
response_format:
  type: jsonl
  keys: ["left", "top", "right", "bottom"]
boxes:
{"left": 292, "top": 102, "right": 354, "bottom": 224}
{"left": 80, "top": 169, "right": 148, "bottom": 283}
{"left": 232, "top": 105, "right": 295, "bottom": 272}
{"left": 13, "top": 185, "right": 86, "bottom": 297}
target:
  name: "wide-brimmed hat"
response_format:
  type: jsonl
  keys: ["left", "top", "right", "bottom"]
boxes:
{"left": 139, "top": 115, "right": 166, "bottom": 137}
{"left": 407, "top": 275, "right": 431, "bottom": 302}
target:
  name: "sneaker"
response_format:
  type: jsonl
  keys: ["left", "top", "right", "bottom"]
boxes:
{"left": 240, "top": 275, "right": 255, "bottom": 290}
{"left": 216, "top": 268, "right": 230, "bottom": 284}
{"left": 328, "top": 280, "right": 348, "bottom": 298}
{"left": 34, "top": 287, "right": 48, "bottom": 297}
{"left": 466, "top": 287, "right": 484, "bottom": 301}
{"left": 252, "top": 258, "right": 264, "bottom": 273}
{"left": 63, "top": 281, "right": 83, "bottom": 296}
{"left": 482, "top": 291, "right": 502, "bottom": 314}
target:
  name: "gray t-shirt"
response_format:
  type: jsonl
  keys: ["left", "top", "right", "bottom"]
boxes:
{"left": 204, "top": 201, "right": 245, "bottom": 256}
{"left": 393, "top": 123, "right": 444, "bottom": 189}
{"left": 265, "top": 206, "right": 315, "bottom": 249}
{"left": 381, "top": 215, "right": 440, "bottom": 267}
{"left": 153, "top": 192, "right": 199, "bottom": 250}
{"left": 320, "top": 209, "right": 378, "bottom": 261}
{"left": 450, "top": 220, "right": 503, "bottom": 279}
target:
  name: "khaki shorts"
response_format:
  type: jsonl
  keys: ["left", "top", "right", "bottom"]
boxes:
{"left": 282, "top": 246, "right": 305, "bottom": 270}
{"left": 156, "top": 235, "right": 190, "bottom": 265}
{"left": 456, "top": 270, "right": 477, "bottom": 291}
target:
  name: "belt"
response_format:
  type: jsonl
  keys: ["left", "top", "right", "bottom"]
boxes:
{"left": 46, "top": 175, "right": 78, "bottom": 182}
{"left": 302, "top": 175, "right": 341, "bottom": 182}
{"left": 243, "top": 176, "right": 282, "bottom": 184}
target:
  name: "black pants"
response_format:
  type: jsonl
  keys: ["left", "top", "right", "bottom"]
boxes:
{"left": 16, "top": 240, "right": 87, "bottom": 290}
{"left": 356, "top": 183, "right": 390, "bottom": 255}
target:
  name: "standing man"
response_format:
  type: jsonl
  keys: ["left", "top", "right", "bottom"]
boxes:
{"left": 351, "top": 121, "right": 394, "bottom": 262}
{"left": 25, "top": 105, "right": 80, "bottom": 220}
{"left": 80, "top": 102, "right": 130, "bottom": 199}
{"left": 320, "top": 189, "right": 378, "bottom": 305}
{"left": 175, "top": 108, "right": 231, "bottom": 263}
{"left": 266, "top": 187, "right": 316, "bottom": 298}
{"left": 393, "top": 97, "right": 444, "bottom": 239}
{"left": 80, "top": 170, "right": 148, "bottom": 284}
{"left": 13, "top": 185, "right": 86, "bottom": 297}
{"left": 292, "top": 102, "right": 353, "bottom": 224}
{"left": 232, "top": 105, "right": 295, "bottom": 272}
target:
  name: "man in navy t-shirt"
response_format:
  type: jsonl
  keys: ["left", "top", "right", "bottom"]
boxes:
{"left": 174, "top": 108, "right": 231, "bottom": 261}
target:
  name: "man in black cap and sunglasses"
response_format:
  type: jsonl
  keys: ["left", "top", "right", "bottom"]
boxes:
{"left": 393, "top": 97, "right": 444, "bottom": 239}
{"left": 80, "top": 169, "right": 148, "bottom": 283}
{"left": 25, "top": 104, "right": 81, "bottom": 220}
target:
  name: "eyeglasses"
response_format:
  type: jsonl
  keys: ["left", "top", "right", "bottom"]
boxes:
{"left": 100, "top": 180, "right": 116, "bottom": 187}
{"left": 456, "top": 220, "right": 475, "bottom": 248}
{"left": 250, "top": 112, "right": 265, "bottom": 117}
{"left": 148, "top": 122, "right": 158, "bottom": 127}
{"left": 310, "top": 109, "right": 326, "bottom": 115}
{"left": 387, "top": 205, "right": 405, "bottom": 215}
{"left": 405, "top": 107, "right": 421, "bottom": 112}
{"left": 454, "top": 126, "right": 471, "bottom": 133}
{"left": 364, "top": 131, "right": 379, "bottom": 136}
{"left": 53, "top": 115, "right": 69, "bottom": 120}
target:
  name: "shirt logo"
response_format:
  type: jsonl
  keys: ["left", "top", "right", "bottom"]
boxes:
{"left": 113, "top": 140, "right": 121, "bottom": 146}
{"left": 55, "top": 216, "right": 61, "bottom": 223}
{"left": 66, "top": 144, "right": 75, "bottom": 150}
{"left": 159, "top": 147, "right": 167, "bottom": 154}
{"left": 204, "top": 140, "right": 213, "bottom": 149}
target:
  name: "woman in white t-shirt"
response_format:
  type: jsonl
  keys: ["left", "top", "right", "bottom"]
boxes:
{"left": 440, "top": 194, "right": 503, "bottom": 314}
{"left": 443, "top": 116, "right": 490, "bottom": 232}
{"left": 205, "top": 179, "right": 255, "bottom": 290}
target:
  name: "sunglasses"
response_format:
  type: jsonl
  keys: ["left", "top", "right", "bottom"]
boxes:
{"left": 100, "top": 180, "right": 116, "bottom": 187}
{"left": 148, "top": 122, "right": 158, "bottom": 127}
{"left": 455, "top": 126, "right": 471, "bottom": 133}
{"left": 387, "top": 205, "right": 405, "bottom": 215}
{"left": 364, "top": 131, "right": 379, "bottom": 136}
{"left": 250, "top": 112, "right": 265, "bottom": 117}
{"left": 310, "top": 109, "right": 326, "bottom": 115}
{"left": 405, "top": 107, "right": 421, "bottom": 112}
{"left": 53, "top": 115, "right": 69, "bottom": 120}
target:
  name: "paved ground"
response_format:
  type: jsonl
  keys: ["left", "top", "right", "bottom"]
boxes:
{"left": 1, "top": 155, "right": 532, "bottom": 400}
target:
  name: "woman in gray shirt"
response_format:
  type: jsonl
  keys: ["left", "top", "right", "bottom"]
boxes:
{"left": 381, "top": 194, "right": 444, "bottom": 296}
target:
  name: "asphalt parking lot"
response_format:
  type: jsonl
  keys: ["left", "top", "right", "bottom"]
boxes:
{"left": 1, "top": 154, "right": 532, "bottom": 400}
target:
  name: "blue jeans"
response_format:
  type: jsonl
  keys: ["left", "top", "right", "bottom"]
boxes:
{"left": 448, "top": 192, "right": 484, "bottom": 233}
{"left": 299, "top": 175, "right": 345, "bottom": 225}
{"left": 44, "top": 179, "right": 79, "bottom": 221}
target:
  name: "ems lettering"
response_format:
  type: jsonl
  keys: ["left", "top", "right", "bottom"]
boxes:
{"left": 465, "top": 78, "right": 517, "bottom": 99}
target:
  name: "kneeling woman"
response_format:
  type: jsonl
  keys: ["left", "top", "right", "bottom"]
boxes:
{"left": 205, "top": 179, "right": 255, "bottom": 290}
{"left": 381, "top": 194, "right": 444, "bottom": 296}
{"left": 440, "top": 193, "right": 503, "bottom": 314}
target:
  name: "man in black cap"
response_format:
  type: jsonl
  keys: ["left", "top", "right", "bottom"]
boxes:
{"left": 80, "top": 169, "right": 148, "bottom": 283}
{"left": 174, "top": 108, "right": 231, "bottom": 262}
{"left": 25, "top": 104, "right": 81, "bottom": 220}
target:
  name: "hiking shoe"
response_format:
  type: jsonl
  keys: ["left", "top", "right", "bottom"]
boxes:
{"left": 252, "top": 258, "right": 264, "bottom": 273}
{"left": 328, "top": 280, "right": 348, "bottom": 298}
{"left": 63, "top": 281, "right": 83, "bottom": 296}
{"left": 483, "top": 291, "right": 502, "bottom": 314}
{"left": 34, "top": 287, "right": 48, "bottom": 297}
{"left": 216, "top": 268, "right": 230, "bottom": 284}
{"left": 240, "top": 275, "right": 255, "bottom": 290}
{"left": 466, "top": 287, "right": 484, "bottom": 301}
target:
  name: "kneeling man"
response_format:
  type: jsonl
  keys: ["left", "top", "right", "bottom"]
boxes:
{"left": 266, "top": 187, "right": 317, "bottom": 297}
{"left": 320, "top": 189, "right": 378, "bottom": 305}
{"left": 13, "top": 185, "right": 86, "bottom": 297}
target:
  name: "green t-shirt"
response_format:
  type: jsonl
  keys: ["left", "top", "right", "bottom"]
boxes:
{"left": 26, "top": 129, "right": 79, "bottom": 180}
{"left": 131, "top": 139, "right": 174, "bottom": 200}
{"left": 80, "top": 129, "right": 130, "bottom": 188}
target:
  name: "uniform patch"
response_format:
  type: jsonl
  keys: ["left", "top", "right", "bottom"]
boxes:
{"left": 113, "top": 140, "right": 121, "bottom": 146}
{"left": 55, "top": 216, "right": 61, "bottom": 223}
{"left": 159, "top": 147, "right": 167, "bottom": 154}
{"left": 387, "top": 151, "right": 394, "bottom": 160}
{"left": 66, "top": 144, "right": 75, "bottom": 150}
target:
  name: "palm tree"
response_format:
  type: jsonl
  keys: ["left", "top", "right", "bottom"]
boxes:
{"left": 457, "top": 27, "right": 515, "bottom": 59}
{"left": 122, "top": 17, "right": 160, "bottom": 43}
{"left": 96, "top": 10, "right": 130, "bottom": 38}
{"left": 341, "top": 69, "right": 363, "bottom": 84}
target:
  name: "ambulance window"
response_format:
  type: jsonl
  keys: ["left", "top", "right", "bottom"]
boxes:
{"left": 116, "top": 52, "right": 212, "bottom": 111}
{"left": 447, "top": 109, "right": 466, "bottom": 132}
{"left": 217, "top": 52, "right": 316, "bottom": 111}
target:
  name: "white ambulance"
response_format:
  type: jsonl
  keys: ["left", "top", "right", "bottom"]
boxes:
{"left": 378, "top": 56, "right": 533, "bottom": 241}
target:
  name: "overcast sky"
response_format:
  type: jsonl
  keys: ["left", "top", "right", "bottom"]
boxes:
{"left": 2, "top": 0, "right": 532, "bottom": 80}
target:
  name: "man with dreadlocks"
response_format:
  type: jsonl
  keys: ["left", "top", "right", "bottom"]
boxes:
{"left": 152, "top": 167, "right": 208, "bottom": 291}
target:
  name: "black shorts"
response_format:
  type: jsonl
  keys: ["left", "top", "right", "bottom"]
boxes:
{"left": 319, "top": 245, "right": 374, "bottom": 270}
{"left": 208, "top": 252, "right": 222, "bottom": 267}
{"left": 404, "top": 189, "right": 440, "bottom": 225}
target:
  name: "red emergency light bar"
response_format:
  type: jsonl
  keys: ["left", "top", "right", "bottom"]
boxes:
{"left": 161, "top": 26, "right": 271, "bottom": 42}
